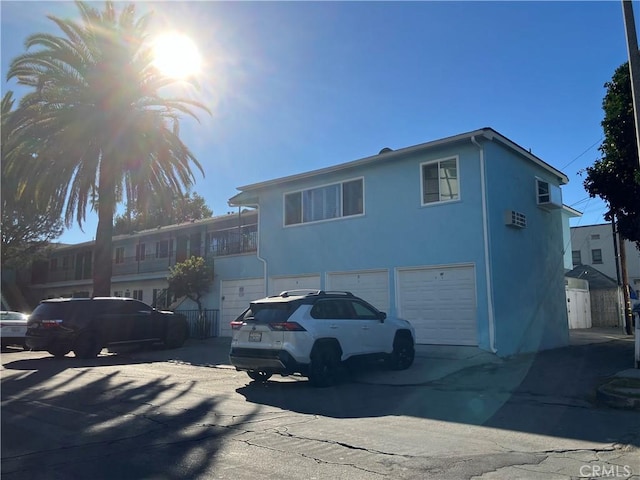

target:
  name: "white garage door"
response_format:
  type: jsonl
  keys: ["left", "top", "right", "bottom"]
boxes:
{"left": 327, "top": 270, "right": 389, "bottom": 313}
{"left": 269, "top": 275, "right": 321, "bottom": 296}
{"left": 398, "top": 265, "right": 477, "bottom": 345}
{"left": 220, "top": 278, "right": 265, "bottom": 337}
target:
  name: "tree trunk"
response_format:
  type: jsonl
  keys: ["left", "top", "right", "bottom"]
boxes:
{"left": 93, "top": 159, "right": 116, "bottom": 297}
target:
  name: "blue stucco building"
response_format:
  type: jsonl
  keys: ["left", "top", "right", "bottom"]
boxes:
{"left": 227, "top": 127, "right": 571, "bottom": 356}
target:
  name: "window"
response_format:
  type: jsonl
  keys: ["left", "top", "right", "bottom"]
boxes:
{"left": 591, "top": 249, "right": 603, "bottom": 264}
{"left": 350, "top": 301, "right": 380, "bottom": 320}
{"left": 572, "top": 250, "right": 582, "bottom": 266}
{"left": 536, "top": 179, "right": 550, "bottom": 204}
{"left": 133, "top": 289, "right": 143, "bottom": 301}
{"left": 591, "top": 234, "right": 600, "bottom": 240}
{"left": 115, "top": 247, "right": 125, "bottom": 264}
{"left": 155, "top": 239, "right": 173, "bottom": 258}
{"left": 421, "top": 157, "right": 459, "bottom": 205}
{"left": 284, "top": 178, "right": 364, "bottom": 226}
{"left": 62, "top": 256, "right": 71, "bottom": 271}
{"left": 113, "top": 290, "right": 123, "bottom": 297}
{"left": 50, "top": 258, "right": 58, "bottom": 271}
{"left": 136, "top": 243, "right": 146, "bottom": 261}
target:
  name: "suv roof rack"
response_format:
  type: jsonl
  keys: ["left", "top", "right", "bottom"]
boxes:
{"left": 276, "top": 290, "right": 355, "bottom": 299}
{"left": 277, "top": 289, "right": 321, "bottom": 298}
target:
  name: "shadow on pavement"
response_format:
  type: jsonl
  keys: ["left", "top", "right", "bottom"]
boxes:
{"left": 1, "top": 347, "right": 258, "bottom": 479}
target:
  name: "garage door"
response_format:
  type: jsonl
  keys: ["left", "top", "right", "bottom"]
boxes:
{"left": 220, "top": 278, "right": 265, "bottom": 337}
{"left": 327, "top": 270, "right": 389, "bottom": 313}
{"left": 269, "top": 275, "right": 321, "bottom": 296}
{"left": 398, "top": 265, "right": 477, "bottom": 345}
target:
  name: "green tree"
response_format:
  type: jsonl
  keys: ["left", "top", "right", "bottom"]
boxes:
{"left": 584, "top": 62, "right": 640, "bottom": 245}
{"left": 167, "top": 256, "right": 212, "bottom": 319}
{"left": 1, "top": 91, "right": 64, "bottom": 270}
{"left": 4, "top": 1, "right": 209, "bottom": 296}
{"left": 113, "top": 191, "right": 213, "bottom": 235}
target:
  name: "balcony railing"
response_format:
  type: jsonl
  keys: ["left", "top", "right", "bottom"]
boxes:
{"left": 38, "top": 229, "right": 259, "bottom": 285}
{"left": 112, "top": 251, "right": 179, "bottom": 276}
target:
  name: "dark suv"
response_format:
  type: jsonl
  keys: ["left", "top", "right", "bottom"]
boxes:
{"left": 26, "top": 297, "right": 188, "bottom": 359}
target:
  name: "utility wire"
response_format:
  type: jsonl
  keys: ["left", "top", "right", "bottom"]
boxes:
{"left": 560, "top": 136, "right": 604, "bottom": 170}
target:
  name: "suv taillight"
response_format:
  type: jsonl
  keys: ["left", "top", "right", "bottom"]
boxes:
{"left": 268, "top": 322, "right": 306, "bottom": 331}
{"left": 230, "top": 321, "right": 244, "bottom": 330}
{"left": 40, "top": 319, "right": 63, "bottom": 329}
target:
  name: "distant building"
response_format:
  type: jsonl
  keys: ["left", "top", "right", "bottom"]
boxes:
{"left": 570, "top": 223, "right": 640, "bottom": 298}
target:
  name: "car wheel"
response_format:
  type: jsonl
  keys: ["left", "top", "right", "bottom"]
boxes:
{"left": 309, "top": 345, "right": 341, "bottom": 387}
{"left": 387, "top": 334, "right": 415, "bottom": 370}
{"left": 247, "top": 371, "right": 272, "bottom": 382}
{"left": 47, "top": 347, "right": 71, "bottom": 358}
{"left": 73, "top": 332, "right": 102, "bottom": 359}
{"left": 164, "top": 320, "right": 187, "bottom": 349}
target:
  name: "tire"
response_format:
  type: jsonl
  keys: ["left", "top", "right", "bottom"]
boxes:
{"left": 164, "top": 320, "right": 187, "bottom": 349}
{"left": 309, "top": 345, "right": 341, "bottom": 387}
{"left": 47, "top": 347, "right": 71, "bottom": 358}
{"left": 73, "top": 332, "right": 102, "bottom": 359}
{"left": 387, "top": 334, "right": 415, "bottom": 371}
{"left": 247, "top": 371, "right": 272, "bottom": 382}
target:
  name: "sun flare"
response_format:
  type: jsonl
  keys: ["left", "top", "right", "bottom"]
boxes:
{"left": 152, "top": 33, "right": 202, "bottom": 79}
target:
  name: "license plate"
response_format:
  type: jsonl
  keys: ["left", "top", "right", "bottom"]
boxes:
{"left": 248, "top": 331, "right": 262, "bottom": 342}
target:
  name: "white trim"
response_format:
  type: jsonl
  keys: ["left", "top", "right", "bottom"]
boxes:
{"left": 471, "top": 136, "right": 496, "bottom": 353}
{"left": 232, "top": 128, "right": 568, "bottom": 198}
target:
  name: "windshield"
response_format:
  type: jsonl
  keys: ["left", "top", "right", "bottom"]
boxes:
{"left": 241, "top": 303, "right": 293, "bottom": 323}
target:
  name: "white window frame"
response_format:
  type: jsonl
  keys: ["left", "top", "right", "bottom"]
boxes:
{"left": 420, "top": 156, "right": 460, "bottom": 206}
{"left": 536, "top": 178, "right": 550, "bottom": 205}
{"left": 283, "top": 177, "right": 365, "bottom": 227}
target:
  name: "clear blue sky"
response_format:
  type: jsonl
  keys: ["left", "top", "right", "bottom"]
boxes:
{"left": 1, "top": 1, "right": 631, "bottom": 244}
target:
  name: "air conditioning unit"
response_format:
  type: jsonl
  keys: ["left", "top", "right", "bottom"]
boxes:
{"left": 505, "top": 210, "right": 527, "bottom": 228}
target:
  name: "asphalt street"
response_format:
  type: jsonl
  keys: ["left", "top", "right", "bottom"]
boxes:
{"left": 1, "top": 333, "right": 639, "bottom": 479}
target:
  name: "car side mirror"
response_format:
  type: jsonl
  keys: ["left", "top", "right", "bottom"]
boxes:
{"left": 378, "top": 311, "right": 386, "bottom": 322}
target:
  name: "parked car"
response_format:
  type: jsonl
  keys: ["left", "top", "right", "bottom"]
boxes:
{"left": 1, "top": 311, "right": 29, "bottom": 349}
{"left": 229, "top": 290, "right": 415, "bottom": 387}
{"left": 26, "top": 297, "right": 188, "bottom": 359}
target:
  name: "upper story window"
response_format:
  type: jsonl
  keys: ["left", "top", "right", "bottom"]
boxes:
{"left": 572, "top": 250, "right": 582, "bottom": 266}
{"left": 50, "top": 258, "right": 58, "bottom": 271}
{"left": 421, "top": 157, "right": 459, "bottom": 205}
{"left": 284, "top": 178, "right": 364, "bottom": 226}
{"left": 535, "top": 178, "right": 562, "bottom": 209}
{"left": 114, "top": 247, "right": 125, "bottom": 264}
{"left": 136, "top": 243, "right": 146, "bottom": 261}
{"left": 591, "top": 234, "right": 600, "bottom": 240}
{"left": 591, "top": 248, "right": 603, "bottom": 264}
{"left": 537, "top": 179, "right": 551, "bottom": 204}
{"left": 155, "top": 239, "right": 173, "bottom": 259}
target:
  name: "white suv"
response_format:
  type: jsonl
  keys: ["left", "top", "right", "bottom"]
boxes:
{"left": 229, "top": 290, "right": 415, "bottom": 387}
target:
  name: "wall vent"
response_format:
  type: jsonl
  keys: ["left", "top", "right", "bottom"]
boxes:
{"left": 505, "top": 210, "right": 527, "bottom": 228}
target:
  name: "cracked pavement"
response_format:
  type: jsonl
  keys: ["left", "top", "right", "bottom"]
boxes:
{"left": 1, "top": 339, "right": 639, "bottom": 479}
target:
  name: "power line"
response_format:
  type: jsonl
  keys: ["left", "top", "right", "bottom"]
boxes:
{"left": 560, "top": 136, "right": 604, "bottom": 170}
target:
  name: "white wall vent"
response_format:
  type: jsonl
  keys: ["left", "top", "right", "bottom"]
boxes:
{"left": 505, "top": 210, "right": 527, "bottom": 228}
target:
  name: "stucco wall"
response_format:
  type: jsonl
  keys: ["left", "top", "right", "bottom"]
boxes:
{"left": 484, "top": 141, "right": 569, "bottom": 356}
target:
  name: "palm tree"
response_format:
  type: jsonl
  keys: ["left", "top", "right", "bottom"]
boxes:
{"left": 5, "top": 1, "right": 209, "bottom": 296}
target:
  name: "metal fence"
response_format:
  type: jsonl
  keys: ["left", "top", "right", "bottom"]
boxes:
{"left": 178, "top": 309, "right": 219, "bottom": 339}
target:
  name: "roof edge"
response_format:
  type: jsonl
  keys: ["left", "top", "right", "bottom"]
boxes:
{"left": 232, "top": 128, "right": 569, "bottom": 196}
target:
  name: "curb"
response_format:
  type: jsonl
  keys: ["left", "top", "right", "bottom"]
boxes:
{"left": 596, "top": 382, "right": 640, "bottom": 410}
